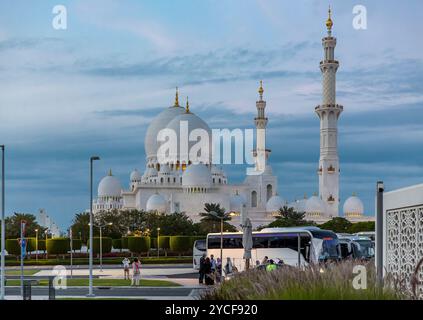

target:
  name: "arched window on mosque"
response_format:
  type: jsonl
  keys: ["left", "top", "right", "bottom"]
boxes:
{"left": 266, "top": 184, "right": 272, "bottom": 202}
{"left": 251, "top": 191, "right": 257, "bottom": 208}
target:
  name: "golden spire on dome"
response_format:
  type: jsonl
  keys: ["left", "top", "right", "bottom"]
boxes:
{"left": 174, "top": 87, "right": 180, "bottom": 107}
{"left": 108, "top": 169, "right": 113, "bottom": 176}
{"left": 185, "top": 96, "right": 190, "bottom": 113}
{"left": 326, "top": 5, "right": 333, "bottom": 32}
{"left": 352, "top": 192, "right": 357, "bottom": 197}
{"left": 258, "top": 80, "right": 264, "bottom": 100}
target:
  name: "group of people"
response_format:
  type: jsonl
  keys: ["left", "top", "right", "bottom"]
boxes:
{"left": 259, "top": 256, "right": 284, "bottom": 271}
{"left": 122, "top": 257, "right": 142, "bottom": 286}
{"left": 198, "top": 254, "right": 238, "bottom": 285}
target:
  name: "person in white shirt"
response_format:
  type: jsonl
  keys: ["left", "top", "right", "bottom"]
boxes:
{"left": 131, "top": 258, "right": 141, "bottom": 286}
{"left": 122, "top": 257, "right": 130, "bottom": 280}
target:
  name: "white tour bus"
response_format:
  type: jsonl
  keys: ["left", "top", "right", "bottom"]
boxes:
{"left": 193, "top": 239, "right": 206, "bottom": 270}
{"left": 206, "top": 227, "right": 341, "bottom": 272}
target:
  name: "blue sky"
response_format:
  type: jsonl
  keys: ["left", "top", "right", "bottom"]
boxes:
{"left": 0, "top": 0, "right": 422, "bottom": 230}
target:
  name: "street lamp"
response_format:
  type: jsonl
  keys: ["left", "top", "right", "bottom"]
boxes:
{"left": 88, "top": 155, "right": 100, "bottom": 298}
{"left": 35, "top": 229, "right": 39, "bottom": 262}
{"left": 89, "top": 222, "right": 112, "bottom": 272}
{"left": 0, "top": 145, "right": 5, "bottom": 300}
{"left": 157, "top": 227, "right": 161, "bottom": 258}
{"left": 209, "top": 211, "right": 236, "bottom": 279}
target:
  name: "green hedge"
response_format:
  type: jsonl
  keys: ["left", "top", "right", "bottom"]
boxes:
{"left": 158, "top": 236, "right": 171, "bottom": 250}
{"left": 112, "top": 238, "right": 122, "bottom": 250}
{"left": 71, "top": 239, "right": 82, "bottom": 251}
{"left": 128, "top": 236, "right": 150, "bottom": 253}
{"left": 37, "top": 239, "right": 46, "bottom": 252}
{"left": 46, "top": 238, "right": 70, "bottom": 255}
{"left": 88, "top": 237, "right": 112, "bottom": 254}
{"left": 28, "top": 238, "right": 47, "bottom": 252}
{"left": 6, "top": 239, "right": 20, "bottom": 255}
{"left": 170, "top": 236, "right": 192, "bottom": 253}
{"left": 122, "top": 237, "right": 129, "bottom": 249}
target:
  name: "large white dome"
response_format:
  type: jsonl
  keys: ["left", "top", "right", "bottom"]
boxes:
{"left": 289, "top": 197, "right": 307, "bottom": 213}
{"left": 266, "top": 194, "right": 285, "bottom": 213}
{"left": 166, "top": 111, "right": 211, "bottom": 164}
{"left": 146, "top": 193, "right": 167, "bottom": 213}
{"left": 343, "top": 194, "right": 364, "bottom": 216}
{"left": 144, "top": 105, "right": 186, "bottom": 160}
{"left": 182, "top": 163, "right": 212, "bottom": 188}
{"left": 305, "top": 195, "right": 326, "bottom": 215}
{"left": 98, "top": 171, "right": 122, "bottom": 197}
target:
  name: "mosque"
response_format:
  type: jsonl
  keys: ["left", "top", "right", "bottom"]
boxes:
{"left": 93, "top": 10, "right": 373, "bottom": 228}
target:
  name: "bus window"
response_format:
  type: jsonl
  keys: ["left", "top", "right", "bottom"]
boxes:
{"left": 208, "top": 235, "right": 243, "bottom": 249}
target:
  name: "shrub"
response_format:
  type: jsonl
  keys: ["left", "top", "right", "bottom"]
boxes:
{"left": 88, "top": 237, "right": 112, "bottom": 254}
{"left": 122, "top": 237, "right": 129, "bottom": 249}
{"left": 37, "top": 239, "right": 46, "bottom": 252}
{"left": 170, "top": 236, "right": 191, "bottom": 254}
{"left": 28, "top": 237, "right": 47, "bottom": 252}
{"left": 150, "top": 237, "right": 157, "bottom": 249}
{"left": 6, "top": 239, "right": 20, "bottom": 256}
{"left": 158, "top": 236, "right": 170, "bottom": 250}
{"left": 128, "top": 236, "right": 150, "bottom": 253}
{"left": 112, "top": 238, "right": 122, "bottom": 250}
{"left": 71, "top": 239, "right": 82, "bottom": 251}
{"left": 46, "top": 238, "right": 70, "bottom": 255}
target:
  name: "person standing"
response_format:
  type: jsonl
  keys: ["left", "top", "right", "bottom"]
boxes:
{"left": 204, "top": 257, "right": 214, "bottom": 285}
{"left": 122, "top": 257, "right": 130, "bottom": 280}
{"left": 131, "top": 258, "right": 141, "bottom": 286}
{"left": 198, "top": 253, "right": 206, "bottom": 284}
{"left": 210, "top": 254, "right": 217, "bottom": 273}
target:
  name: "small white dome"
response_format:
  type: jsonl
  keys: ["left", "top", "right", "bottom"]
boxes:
{"left": 343, "top": 194, "right": 364, "bottom": 216}
{"left": 146, "top": 193, "right": 167, "bottom": 213}
{"left": 230, "top": 192, "right": 246, "bottom": 212}
{"left": 305, "top": 195, "right": 326, "bottom": 215}
{"left": 182, "top": 164, "right": 212, "bottom": 188}
{"left": 130, "top": 169, "right": 141, "bottom": 182}
{"left": 98, "top": 171, "right": 122, "bottom": 197}
{"left": 266, "top": 194, "right": 285, "bottom": 213}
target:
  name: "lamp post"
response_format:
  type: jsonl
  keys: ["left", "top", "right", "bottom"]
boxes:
{"left": 376, "top": 181, "right": 384, "bottom": 286}
{"left": 88, "top": 222, "right": 112, "bottom": 272}
{"left": 209, "top": 211, "right": 236, "bottom": 279}
{"left": 88, "top": 156, "right": 100, "bottom": 297}
{"left": 0, "top": 145, "right": 5, "bottom": 300}
{"left": 35, "top": 229, "right": 39, "bottom": 262}
{"left": 157, "top": 227, "right": 161, "bottom": 258}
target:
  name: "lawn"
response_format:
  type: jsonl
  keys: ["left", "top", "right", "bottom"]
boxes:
{"left": 6, "top": 278, "right": 180, "bottom": 287}
{"left": 5, "top": 269, "right": 40, "bottom": 276}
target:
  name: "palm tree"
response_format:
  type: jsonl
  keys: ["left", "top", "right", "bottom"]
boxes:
{"left": 268, "top": 206, "right": 313, "bottom": 228}
{"left": 71, "top": 212, "right": 90, "bottom": 243}
{"left": 200, "top": 203, "right": 229, "bottom": 222}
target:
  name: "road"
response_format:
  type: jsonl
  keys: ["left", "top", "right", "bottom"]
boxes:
{"left": 5, "top": 286, "right": 196, "bottom": 298}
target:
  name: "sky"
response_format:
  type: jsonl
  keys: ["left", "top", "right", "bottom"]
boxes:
{"left": 0, "top": 0, "right": 422, "bottom": 230}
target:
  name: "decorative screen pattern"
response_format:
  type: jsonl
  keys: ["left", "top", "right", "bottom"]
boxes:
{"left": 386, "top": 205, "right": 423, "bottom": 299}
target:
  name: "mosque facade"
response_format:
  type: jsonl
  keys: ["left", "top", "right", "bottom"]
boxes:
{"left": 93, "top": 10, "right": 373, "bottom": 228}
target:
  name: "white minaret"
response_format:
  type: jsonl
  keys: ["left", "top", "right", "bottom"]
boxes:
{"left": 254, "top": 81, "right": 270, "bottom": 172}
{"left": 315, "top": 7, "right": 343, "bottom": 217}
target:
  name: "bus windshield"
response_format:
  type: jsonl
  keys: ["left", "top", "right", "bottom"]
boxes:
{"left": 309, "top": 230, "right": 340, "bottom": 260}
{"left": 195, "top": 240, "right": 206, "bottom": 251}
{"left": 354, "top": 240, "right": 375, "bottom": 259}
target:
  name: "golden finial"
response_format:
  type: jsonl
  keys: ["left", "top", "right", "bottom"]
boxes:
{"left": 326, "top": 5, "right": 333, "bottom": 32}
{"left": 313, "top": 192, "right": 318, "bottom": 197}
{"left": 258, "top": 80, "right": 264, "bottom": 99}
{"left": 352, "top": 192, "right": 357, "bottom": 197}
{"left": 108, "top": 169, "right": 113, "bottom": 176}
{"left": 304, "top": 193, "right": 308, "bottom": 199}
{"left": 174, "top": 87, "right": 180, "bottom": 107}
{"left": 185, "top": 96, "right": 190, "bottom": 113}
